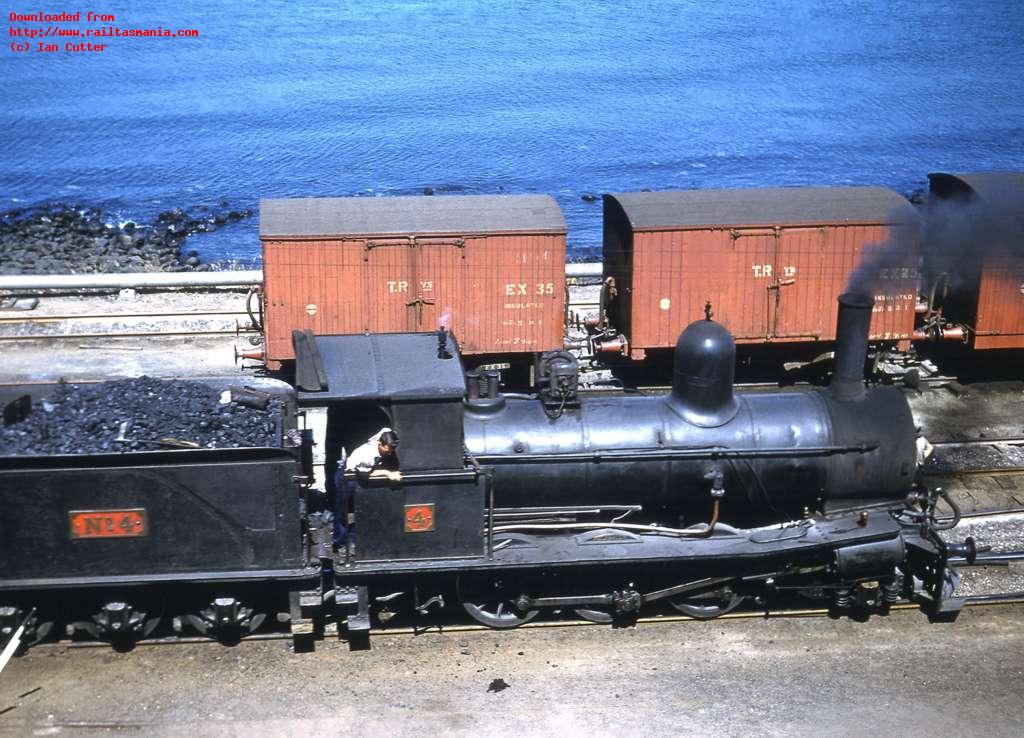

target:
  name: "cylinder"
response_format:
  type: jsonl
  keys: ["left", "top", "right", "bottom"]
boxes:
{"left": 831, "top": 292, "right": 874, "bottom": 402}
{"left": 834, "top": 537, "right": 906, "bottom": 578}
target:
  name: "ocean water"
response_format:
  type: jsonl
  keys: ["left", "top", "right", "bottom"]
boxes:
{"left": 3, "top": 0, "right": 1023, "bottom": 261}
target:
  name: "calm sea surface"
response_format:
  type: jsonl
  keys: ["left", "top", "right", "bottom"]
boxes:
{"left": 3, "top": 0, "right": 1023, "bottom": 261}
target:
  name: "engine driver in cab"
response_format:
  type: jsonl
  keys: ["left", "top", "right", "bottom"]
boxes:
{"left": 333, "top": 429, "right": 402, "bottom": 550}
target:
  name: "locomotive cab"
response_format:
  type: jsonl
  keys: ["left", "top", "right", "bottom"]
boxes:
{"left": 295, "top": 329, "right": 488, "bottom": 562}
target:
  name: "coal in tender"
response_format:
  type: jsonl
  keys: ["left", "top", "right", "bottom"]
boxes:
{"left": 0, "top": 376, "right": 283, "bottom": 456}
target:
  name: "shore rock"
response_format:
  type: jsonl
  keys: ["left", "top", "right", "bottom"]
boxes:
{"left": 0, "top": 203, "right": 254, "bottom": 276}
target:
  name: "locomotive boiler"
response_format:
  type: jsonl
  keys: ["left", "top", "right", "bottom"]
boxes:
{"left": 464, "top": 293, "right": 916, "bottom": 524}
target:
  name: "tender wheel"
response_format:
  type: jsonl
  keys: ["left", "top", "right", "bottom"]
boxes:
{"left": 70, "top": 601, "right": 160, "bottom": 649}
{"left": 0, "top": 606, "right": 51, "bottom": 653}
{"left": 669, "top": 588, "right": 744, "bottom": 620}
{"left": 457, "top": 577, "right": 539, "bottom": 629}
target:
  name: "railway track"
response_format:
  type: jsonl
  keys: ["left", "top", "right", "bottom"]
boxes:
{"left": 0, "top": 308, "right": 256, "bottom": 342}
{"left": 932, "top": 437, "right": 1024, "bottom": 449}
{"left": 927, "top": 466, "right": 1024, "bottom": 480}
{"left": 23, "top": 591, "right": 1024, "bottom": 652}
{"left": 0, "top": 309, "right": 250, "bottom": 323}
{"left": 4, "top": 488, "right": 1022, "bottom": 657}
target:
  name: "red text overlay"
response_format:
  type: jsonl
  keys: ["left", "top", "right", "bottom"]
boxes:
{"left": 9, "top": 10, "right": 199, "bottom": 54}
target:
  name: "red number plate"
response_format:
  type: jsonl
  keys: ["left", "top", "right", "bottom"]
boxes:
{"left": 404, "top": 504, "right": 436, "bottom": 533}
{"left": 69, "top": 509, "right": 148, "bottom": 539}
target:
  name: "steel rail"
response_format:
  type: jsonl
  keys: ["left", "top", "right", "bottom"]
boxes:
{"left": 0, "top": 329, "right": 245, "bottom": 341}
{"left": 0, "top": 271, "right": 263, "bottom": 291}
{"left": 931, "top": 438, "right": 1024, "bottom": 448}
{"left": 0, "top": 263, "right": 603, "bottom": 292}
{"left": 0, "top": 310, "right": 248, "bottom": 324}
{"left": 955, "top": 506, "right": 1024, "bottom": 520}
{"left": 925, "top": 467, "right": 1024, "bottom": 479}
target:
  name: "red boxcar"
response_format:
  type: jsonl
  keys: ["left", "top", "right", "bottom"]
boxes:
{"left": 927, "top": 172, "right": 1024, "bottom": 350}
{"left": 602, "top": 187, "right": 920, "bottom": 358}
{"left": 260, "top": 195, "right": 567, "bottom": 368}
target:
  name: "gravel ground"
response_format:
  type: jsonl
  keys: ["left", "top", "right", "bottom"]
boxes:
{"left": 956, "top": 566, "right": 1024, "bottom": 599}
{"left": 1, "top": 606, "right": 1022, "bottom": 737}
{"left": 0, "top": 335, "right": 247, "bottom": 385}
{"left": 949, "top": 512, "right": 1024, "bottom": 554}
{"left": 0, "top": 290, "right": 258, "bottom": 384}
{"left": 909, "top": 381, "right": 1024, "bottom": 445}
{"left": 946, "top": 512, "right": 1024, "bottom": 597}
{"left": 926, "top": 443, "right": 1024, "bottom": 476}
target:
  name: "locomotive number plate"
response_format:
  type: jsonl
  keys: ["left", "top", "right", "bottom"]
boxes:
{"left": 404, "top": 504, "right": 436, "bottom": 533}
{"left": 69, "top": 509, "right": 148, "bottom": 539}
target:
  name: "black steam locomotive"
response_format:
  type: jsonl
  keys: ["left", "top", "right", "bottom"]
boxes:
{"left": 0, "top": 293, "right": 977, "bottom": 651}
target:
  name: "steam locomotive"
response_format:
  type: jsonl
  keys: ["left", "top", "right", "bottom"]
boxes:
{"left": 0, "top": 293, "right": 978, "bottom": 652}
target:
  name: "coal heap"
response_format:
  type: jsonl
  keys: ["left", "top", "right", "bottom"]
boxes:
{"left": 0, "top": 377, "right": 283, "bottom": 456}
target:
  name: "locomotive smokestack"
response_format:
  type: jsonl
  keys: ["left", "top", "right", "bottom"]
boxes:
{"left": 831, "top": 292, "right": 875, "bottom": 401}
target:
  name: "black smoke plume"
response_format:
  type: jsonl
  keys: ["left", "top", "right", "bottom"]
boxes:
{"left": 846, "top": 177, "right": 1024, "bottom": 298}
{"left": 921, "top": 187, "right": 1024, "bottom": 294}
{"left": 845, "top": 214, "right": 919, "bottom": 297}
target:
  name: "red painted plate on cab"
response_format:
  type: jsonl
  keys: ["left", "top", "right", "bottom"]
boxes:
{"left": 69, "top": 509, "right": 148, "bottom": 539}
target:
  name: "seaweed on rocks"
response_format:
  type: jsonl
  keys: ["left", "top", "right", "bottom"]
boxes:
{"left": 0, "top": 376, "right": 282, "bottom": 456}
{"left": 0, "top": 203, "right": 254, "bottom": 276}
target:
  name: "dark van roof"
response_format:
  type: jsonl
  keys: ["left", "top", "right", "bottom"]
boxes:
{"left": 604, "top": 186, "right": 918, "bottom": 230}
{"left": 928, "top": 172, "right": 1024, "bottom": 203}
{"left": 260, "top": 194, "right": 566, "bottom": 238}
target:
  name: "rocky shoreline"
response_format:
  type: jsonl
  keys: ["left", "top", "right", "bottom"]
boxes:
{"left": 0, "top": 203, "right": 253, "bottom": 276}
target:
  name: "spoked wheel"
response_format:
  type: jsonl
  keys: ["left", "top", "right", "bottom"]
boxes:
{"left": 573, "top": 609, "right": 613, "bottom": 624}
{"left": 669, "top": 587, "right": 744, "bottom": 620}
{"left": 457, "top": 577, "right": 539, "bottom": 629}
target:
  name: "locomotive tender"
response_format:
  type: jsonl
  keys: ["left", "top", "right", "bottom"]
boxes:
{"left": 1, "top": 292, "right": 979, "bottom": 651}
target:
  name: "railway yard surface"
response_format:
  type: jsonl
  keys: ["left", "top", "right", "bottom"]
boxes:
{"left": 2, "top": 606, "right": 1023, "bottom": 736}
{"left": 2, "top": 283, "right": 1023, "bottom": 735}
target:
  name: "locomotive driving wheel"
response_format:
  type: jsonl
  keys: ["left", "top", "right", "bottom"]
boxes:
{"left": 573, "top": 608, "right": 613, "bottom": 624}
{"left": 457, "top": 576, "right": 539, "bottom": 629}
{"left": 669, "top": 586, "right": 744, "bottom": 620}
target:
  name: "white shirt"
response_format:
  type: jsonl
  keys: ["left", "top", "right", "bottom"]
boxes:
{"left": 344, "top": 427, "right": 394, "bottom": 473}
{"left": 915, "top": 435, "right": 934, "bottom": 466}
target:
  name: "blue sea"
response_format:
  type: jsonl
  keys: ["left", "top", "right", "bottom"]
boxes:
{"left": 3, "top": 0, "right": 1023, "bottom": 262}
